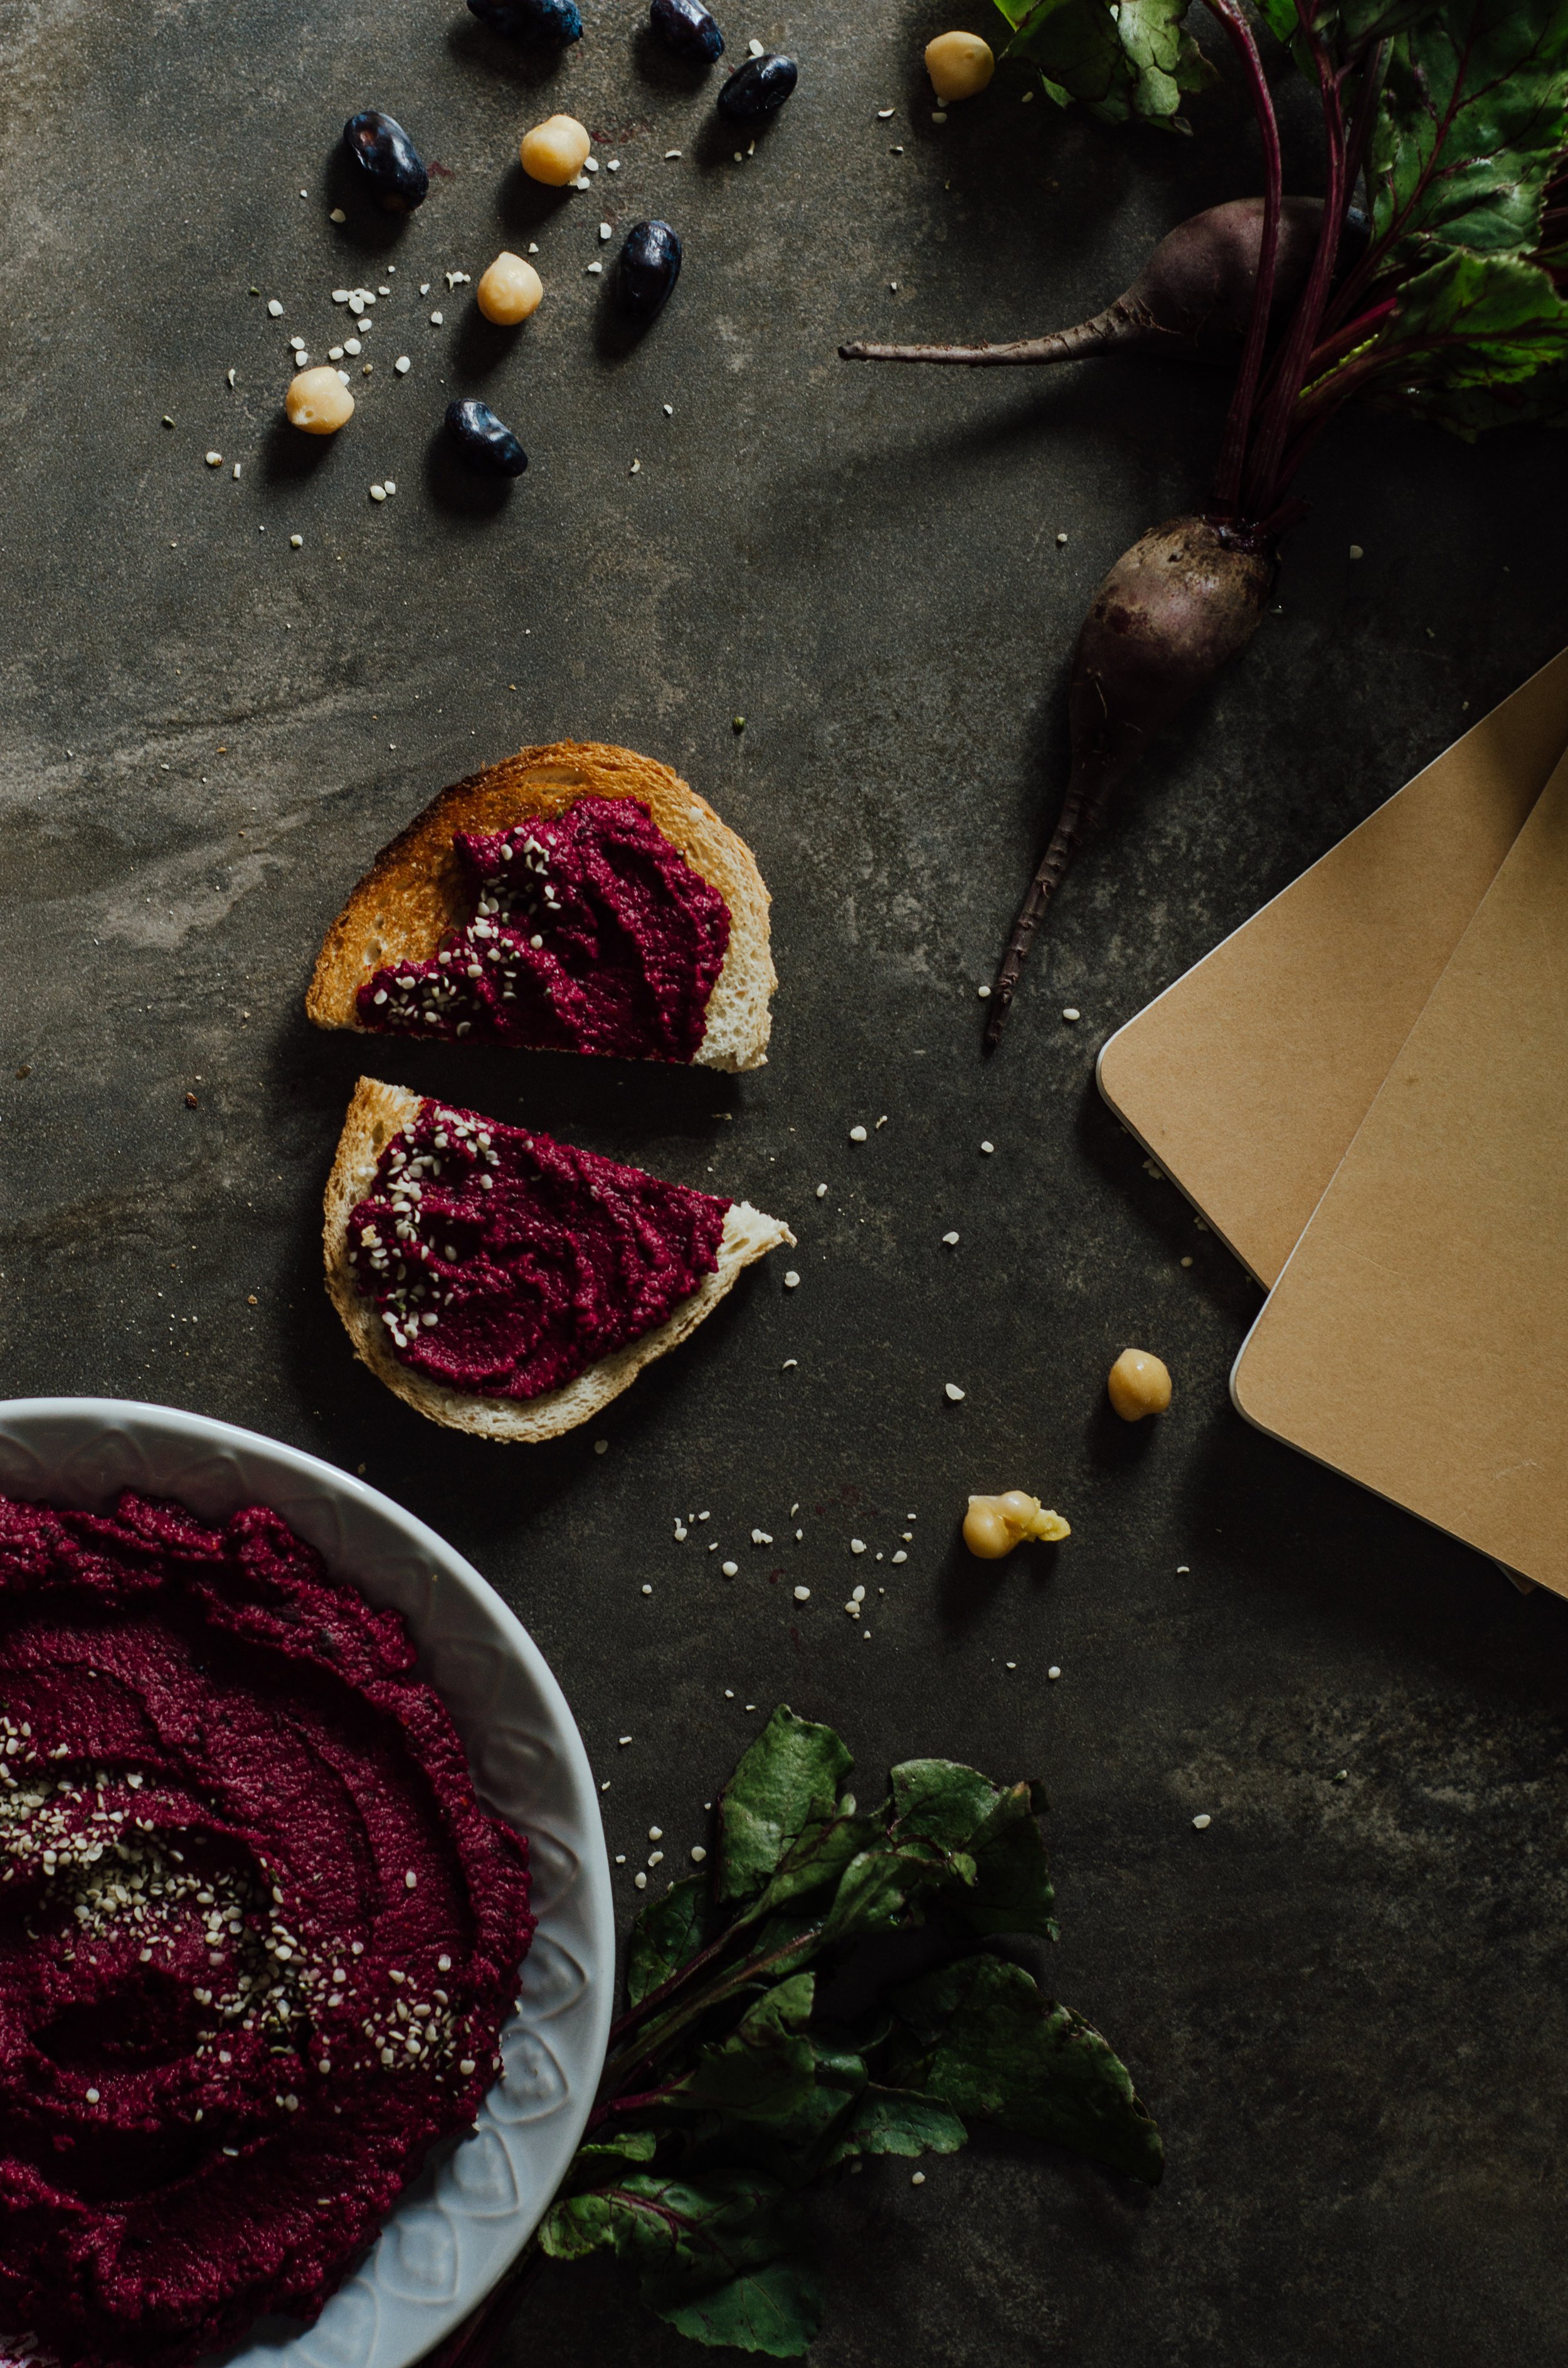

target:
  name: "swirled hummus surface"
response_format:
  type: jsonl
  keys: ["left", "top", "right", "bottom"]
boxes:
{"left": 0, "top": 1490, "right": 534, "bottom": 2368}
{"left": 347, "top": 1096, "right": 731, "bottom": 1400}
{"left": 354, "top": 795, "right": 731, "bottom": 1063}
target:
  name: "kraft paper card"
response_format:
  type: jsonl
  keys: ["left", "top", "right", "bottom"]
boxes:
{"left": 1229, "top": 746, "right": 1568, "bottom": 1597}
{"left": 1096, "top": 645, "right": 1568, "bottom": 1285}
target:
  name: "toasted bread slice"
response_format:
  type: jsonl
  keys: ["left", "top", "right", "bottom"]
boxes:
{"left": 306, "top": 740, "right": 774, "bottom": 1071}
{"left": 324, "top": 1078, "right": 794, "bottom": 1442}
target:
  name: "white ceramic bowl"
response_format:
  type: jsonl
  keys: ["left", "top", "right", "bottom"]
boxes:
{"left": 0, "top": 1399, "right": 614, "bottom": 2368}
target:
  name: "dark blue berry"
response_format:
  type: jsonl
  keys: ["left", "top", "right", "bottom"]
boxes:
{"left": 342, "top": 111, "right": 429, "bottom": 211}
{"left": 617, "top": 221, "right": 682, "bottom": 324}
{"left": 650, "top": 0, "right": 724, "bottom": 63}
{"left": 716, "top": 52, "right": 797, "bottom": 120}
{"left": 446, "top": 400, "right": 529, "bottom": 475}
{"left": 468, "top": 0, "right": 583, "bottom": 41}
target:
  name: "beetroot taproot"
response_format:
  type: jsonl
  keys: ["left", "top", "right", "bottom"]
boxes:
{"left": 840, "top": 197, "right": 1323, "bottom": 372}
{"left": 987, "top": 516, "right": 1275, "bottom": 1043}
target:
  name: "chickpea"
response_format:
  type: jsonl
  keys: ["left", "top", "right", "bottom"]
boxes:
{"left": 477, "top": 251, "right": 544, "bottom": 325}
{"left": 925, "top": 31, "right": 995, "bottom": 102}
{"left": 519, "top": 114, "right": 591, "bottom": 186}
{"left": 1107, "top": 1348, "right": 1172, "bottom": 1423}
{"left": 963, "top": 1492, "right": 1071, "bottom": 1560}
{"left": 285, "top": 366, "right": 354, "bottom": 435}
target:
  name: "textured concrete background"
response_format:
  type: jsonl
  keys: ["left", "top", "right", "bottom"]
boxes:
{"left": 4, "top": 1, "right": 1568, "bottom": 2360}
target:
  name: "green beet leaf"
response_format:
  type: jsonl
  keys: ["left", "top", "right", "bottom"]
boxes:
{"left": 1003, "top": 0, "right": 1125, "bottom": 108}
{"left": 718, "top": 1708, "right": 853, "bottom": 1904}
{"left": 820, "top": 2083, "right": 968, "bottom": 2168}
{"left": 627, "top": 1874, "right": 718, "bottom": 2009}
{"left": 542, "top": 2169, "right": 824, "bottom": 2356}
{"left": 891, "top": 1955, "right": 1163, "bottom": 2185}
{"left": 1096, "top": 0, "right": 1205, "bottom": 124}
{"left": 1375, "top": 352, "right": 1568, "bottom": 432}
{"left": 753, "top": 1809, "right": 887, "bottom": 1919}
{"left": 1370, "top": 0, "right": 1568, "bottom": 265}
{"left": 1370, "top": 248, "right": 1568, "bottom": 390}
{"left": 673, "top": 1973, "right": 820, "bottom": 2123}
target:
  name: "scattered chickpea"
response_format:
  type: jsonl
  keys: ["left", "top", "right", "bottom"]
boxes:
{"left": 520, "top": 115, "right": 591, "bottom": 186}
{"left": 285, "top": 366, "right": 354, "bottom": 434}
{"left": 925, "top": 31, "right": 995, "bottom": 102}
{"left": 963, "top": 1490, "right": 1071, "bottom": 1560}
{"left": 1107, "top": 1347, "right": 1172, "bottom": 1422}
{"left": 477, "top": 251, "right": 544, "bottom": 325}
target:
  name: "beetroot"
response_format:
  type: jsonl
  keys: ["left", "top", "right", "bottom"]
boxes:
{"left": 840, "top": 197, "right": 1323, "bottom": 372}
{"left": 987, "top": 516, "right": 1275, "bottom": 1043}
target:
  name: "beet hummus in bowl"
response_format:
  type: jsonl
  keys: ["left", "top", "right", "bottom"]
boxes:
{"left": 0, "top": 1401, "right": 612, "bottom": 2368}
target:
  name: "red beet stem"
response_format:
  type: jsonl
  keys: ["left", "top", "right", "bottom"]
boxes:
{"left": 1202, "top": 0, "right": 1284, "bottom": 512}
{"left": 986, "top": 514, "right": 1276, "bottom": 1048}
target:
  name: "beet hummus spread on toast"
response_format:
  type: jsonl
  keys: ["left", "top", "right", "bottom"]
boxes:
{"left": 0, "top": 1489, "right": 534, "bottom": 2368}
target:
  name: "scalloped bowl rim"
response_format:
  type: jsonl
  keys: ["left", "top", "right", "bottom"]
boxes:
{"left": 0, "top": 1398, "right": 614, "bottom": 2368}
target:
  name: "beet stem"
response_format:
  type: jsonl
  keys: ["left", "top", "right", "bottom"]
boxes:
{"left": 837, "top": 301, "right": 1162, "bottom": 368}
{"left": 1242, "top": 6, "right": 1349, "bottom": 516}
{"left": 1201, "top": 0, "right": 1284, "bottom": 511}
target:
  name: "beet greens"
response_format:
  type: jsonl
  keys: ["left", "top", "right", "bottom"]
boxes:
{"left": 421, "top": 1708, "right": 1159, "bottom": 2365}
{"left": 843, "top": 0, "right": 1568, "bottom": 1044}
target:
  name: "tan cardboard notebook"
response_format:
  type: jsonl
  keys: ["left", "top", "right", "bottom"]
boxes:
{"left": 1229, "top": 748, "right": 1568, "bottom": 1597}
{"left": 1096, "top": 647, "right": 1568, "bottom": 1285}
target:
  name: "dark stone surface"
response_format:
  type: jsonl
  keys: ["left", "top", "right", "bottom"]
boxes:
{"left": 4, "top": 3, "right": 1568, "bottom": 2362}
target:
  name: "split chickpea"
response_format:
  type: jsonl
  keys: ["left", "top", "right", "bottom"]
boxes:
{"left": 477, "top": 251, "right": 544, "bottom": 325}
{"left": 1107, "top": 1348, "right": 1172, "bottom": 1422}
{"left": 925, "top": 31, "right": 995, "bottom": 102}
{"left": 285, "top": 366, "right": 354, "bottom": 433}
{"left": 963, "top": 1491, "right": 1071, "bottom": 1560}
{"left": 520, "top": 114, "right": 591, "bottom": 186}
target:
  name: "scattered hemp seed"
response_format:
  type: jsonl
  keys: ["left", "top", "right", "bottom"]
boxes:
{"left": 664, "top": 402, "right": 674, "bottom": 415}
{"left": 618, "top": 1734, "right": 633, "bottom": 1746}
{"left": 891, "top": 1549, "right": 907, "bottom": 1563}
{"left": 849, "top": 1123, "right": 867, "bottom": 1142}
{"left": 267, "top": 299, "right": 283, "bottom": 317}
{"left": 945, "top": 1383, "right": 966, "bottom": 1403}
{"left": 666, "top": 147, "right": 683, "bottom": 157}
{"left": 595, "top": 1439, "right": 609, "bottom": 1455}
{"left": 430, "top": 309, "right": 443, "bottom": 324}
{"left": 370, "top": 484, "right": 387, "bottom": 502}
{"left": 749, "top": 35, "right": 765, "bottom": 51}
{"left": 586, "top": 262, "right": 603, "bottom": 275}
{"left": 877, "top": 107, "right": 895, "bottom": 119}
{"left": 932, "top": 109, "right": 948, "bottom": 122}
{"left": 733, "top": 715, "right": 746, "bottom": 731}
{"left": 1056, "top": 530, "right": 1069, "bottom": 545}
{"left": 977, "top": 984, "right": 991, "bottom": 999}
{"left": 633, "top": 1872, "right": 648, "bottom": 1889}
{"left": 395, "top": 355, "right": 411, "bottom": 373}
{"left": 793, "top": 1586, "right": 810, "bottom": 1602}
{"left": 980, "top": 1139, "right": 995, "bottom": 1154}
{"left": 1192, "top": 1813, "right": 1212, "bottom": 1829}
{"left": 205, "top": 450, "right": 223, "bottom": 467}
{"left": 1349, "top": 543, "right": 1364, "bottom": 560}
{"left": 599, "top": 221, "right": 613, "bottom": 241}
{"left": 330, "top": 206, "right": 347, "bottom": 222}
{"left": 1062, "top": 1006, "right": 1081, "bottom": 1021}
{"left": 641, "top": 1584, "right": 653, "bottom": 1596}
{"left": 722, "top": 1560, "right": 738, "bottom": 1577}
{"left": 942, "top": 1230, "right": 959, "bottom": 1245}
{"left": 783, "top": 1270, "right": 800, "bottom": 1289}
{"left": 691, "top": 1845, "right": 707, "bottom": 1862}
{"left": 781, "top": 1359, "right": 798, "bottom": 1370}
{"left": 1047, "top": 1665, "right": 1061, "bottom": 1680}
{"left": 290, "top": 533, "right": 303, "bottom": 548}
{"left": 850, "top": 1539, "right": 866, "bottom": 1556}
{"left": 911, "top": 2170, "right": 926, "bottom": 2185}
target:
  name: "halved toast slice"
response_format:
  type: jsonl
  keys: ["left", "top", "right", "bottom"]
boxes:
{"left": 324, "top": 1078, "right": 793, "bottom": 1442}
{"left": 307, "top": 740, "right": 774, "bottom": 1071}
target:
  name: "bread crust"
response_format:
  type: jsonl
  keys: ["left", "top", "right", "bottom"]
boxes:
{"left": 306, "top": 741, "right": 775, "bottom": 1071}
{"left": 323, "top": 1078, "right": 795, "bottom": 1442}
